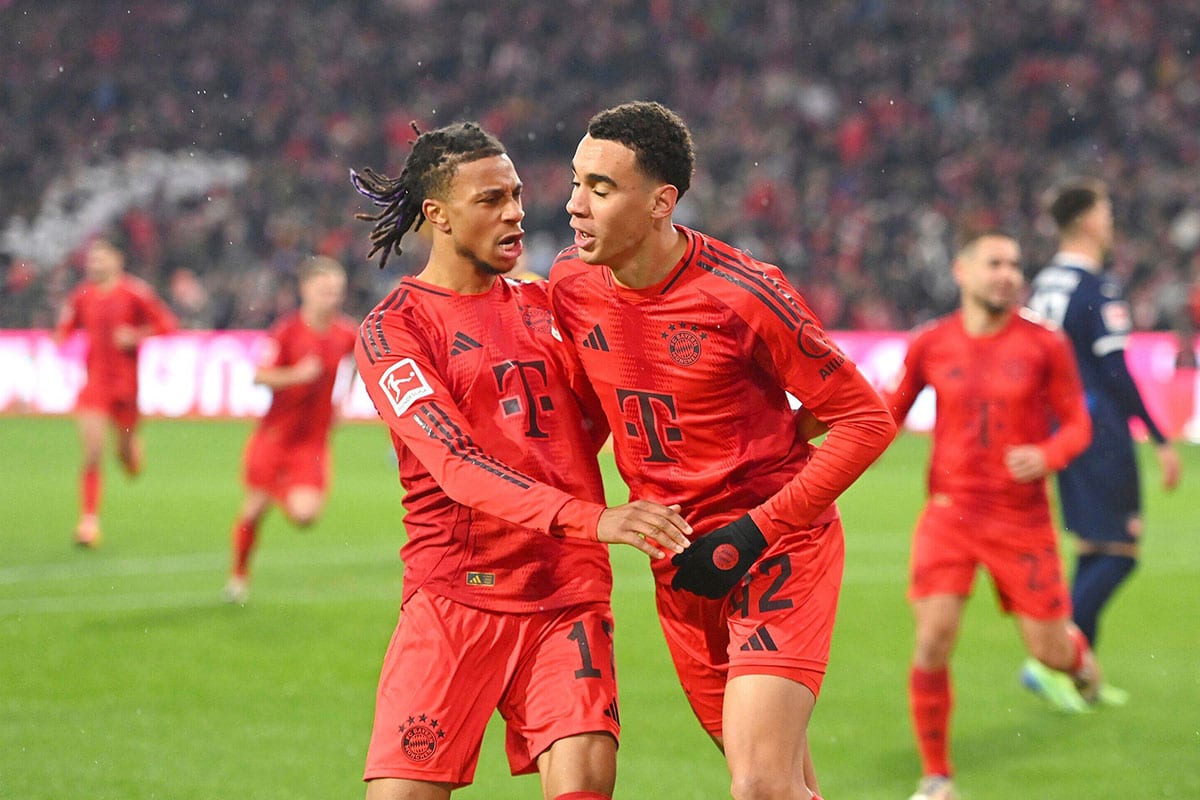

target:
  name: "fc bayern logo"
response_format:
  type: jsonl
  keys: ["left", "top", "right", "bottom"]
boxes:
{"left": 399, "top": 715, "right": 445, "bottom": 762}
{"left": 669, "top": 331, "right": 702, "bottom": 366}
{"left": 712, "top": 543, "right": 740, "bottom": 571}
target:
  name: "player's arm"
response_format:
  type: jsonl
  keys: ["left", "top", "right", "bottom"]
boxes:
{"left": 1090, "top": 300, "right": 1182, "bottom": 490}
{"left": 1006, "top": 333, "right": 1092, "bottom": 483}
{"left": 751, "top": 367, "right": 897, "bottom": 539}
{"left": 252, "top": 330, "right": 322, "bottom": 389}
{"left": 671, "top": 273, "right": 896, "bottom": 598}
{"left": 357, "top": 333, "right": 688, "bottom": 557}
{"left": 114, "top": 284, "right": 179, "bottom": 350}
{"left": 879, "top": 331, "right": 928, "bottom": 427}
{"left": 52, "top": 293, "right": 80, "bottom": 345}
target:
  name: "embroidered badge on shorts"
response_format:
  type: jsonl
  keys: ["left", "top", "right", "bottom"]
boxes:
{"left": 399, "top": 715, "right": 445, "bottom": 762}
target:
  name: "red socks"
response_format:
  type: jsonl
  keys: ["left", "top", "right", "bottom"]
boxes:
{"left": 231, "top": 518, "right": 258, "bottom": 578}
{"left": 1067, "top": 624, "right": 1090, "bottom": 673}
{"left": 82, "top": 466, "right": 101, "bottom": 516}
{"left": 553, "top": 793, "right": 610, "bottom": 800}
{"left": 910, "top": 665, "right": 953, "bottom": 778}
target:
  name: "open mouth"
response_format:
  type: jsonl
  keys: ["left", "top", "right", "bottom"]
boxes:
{"left": 498, "top": 232, "right": 524, "bottom": 258}
{"left": 573, "top": 228, "right": 595, "bottom": 249}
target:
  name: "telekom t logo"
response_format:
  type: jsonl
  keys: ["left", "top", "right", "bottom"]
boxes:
{"left": 616, "top": 388, "right": 682, "bottom": 463}
{"left": 493, "top": 359, "right": 553, "bottom": 439}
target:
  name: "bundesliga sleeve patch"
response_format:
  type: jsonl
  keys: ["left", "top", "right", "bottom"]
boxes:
{"left": 379, "top": 358, "right": 434, "bottom": 417}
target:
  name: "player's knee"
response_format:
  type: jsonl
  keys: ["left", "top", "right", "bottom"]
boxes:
{"left": 913, "top": 630, "right": 955, "bottom": 668}
{"left": 283, "top": 489, "right": 324, "bottom": 527}
{"left": 729, "top": 766, "right": 796, "bottom": 800}
{"left": 289, "top": 508, "right": 320, "bottom": 528}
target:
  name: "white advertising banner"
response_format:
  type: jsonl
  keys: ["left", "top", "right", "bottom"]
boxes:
{"left": 1, "top": 330, "right": 1196, "bottom": 440}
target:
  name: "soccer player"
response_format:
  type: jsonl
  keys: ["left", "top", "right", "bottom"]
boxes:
{"left": 1027, "top": 179, "right": 1182, "bottom": 659}
{"left": 550, "top": 101, "right": 897, "bottom": 800}
{"left": 883, "top": 230, "right": 1102, "bottom": 800}
{"left": 349, "top": 121, "right": 691, "bottom": 800}
{"left": 223, "top": 255, "right": 359, "bottom": 604}
{"left": 54, "top": 237, "right": 177, "bottom": 547}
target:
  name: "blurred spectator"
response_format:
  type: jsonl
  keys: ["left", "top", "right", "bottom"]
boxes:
{"left": 1, "top": 1, "right": 1198, "bottom": 331}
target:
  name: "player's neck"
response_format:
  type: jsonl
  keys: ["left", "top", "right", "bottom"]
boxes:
{"left": 960, "top": 303, "right": 1012, "bottom": 337}
{"left": 1056, "top": 237, "right": 1103, "bottom": 266}
{"left": 417, "top": 253, "right": 500, "bottom": 294}
{"left": 301, "top": 307, "right": 334, "bottom": 330}
{"left": 609, "top": 225, "right": 687, "bottom": 290}
{"left": 92, "top": 273, "right": 121, "bottom": 291}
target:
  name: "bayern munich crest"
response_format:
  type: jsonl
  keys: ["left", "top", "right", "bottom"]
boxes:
{"left": 662, "top": 322, "right": 707, "bottom": 366}
{"left": 399, "top": 714, "right": 446, "bottom": 762}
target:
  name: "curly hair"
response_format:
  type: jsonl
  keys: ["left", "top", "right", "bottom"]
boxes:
{"left": 350, "top": 122, "right": 506, "bottom": 269}
{"left": 587, "top": 101, "right": 695, "bottom": 198}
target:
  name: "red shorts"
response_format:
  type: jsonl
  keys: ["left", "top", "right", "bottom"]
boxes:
{"left": 653, "top": 517, "right": 845, "bottom": 738}
{"left": 363, "top": 590, "right": 619, "bottom": 785}
{"left": 242, "top": 430, "right": 328, "bottom": 501}
{"left": 76, "top": 384, "right": 138, "bottom": 431}
{"left": 908, "top": 499, "right": 1070, "bottom": 620}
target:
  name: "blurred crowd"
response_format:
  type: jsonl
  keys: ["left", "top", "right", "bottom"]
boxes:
{"left": 2, "top": 0, "right": 1198, "bottom": 349}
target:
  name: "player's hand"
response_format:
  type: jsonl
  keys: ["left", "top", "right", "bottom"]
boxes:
{"left": 670, "top": 514, "right": 767, "bottom": 599}
{"left": 293, "top": 354, "right": 323, "bottom": 384}
{"left": 596, "top": 501, "right": 691, "bottom": 560}
{"left": 112, "top": 325, "right": 141, "bottom": 351}
{"left": 1157, "top": 443, "right": 1182, "bottom": 491}
{"left": 1004, "top": 445, "right": 1049, "bottom": 483}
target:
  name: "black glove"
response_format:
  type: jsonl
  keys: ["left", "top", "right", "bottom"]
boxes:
{"left": 670, "top": 514, "right": 768, "bottom": 599}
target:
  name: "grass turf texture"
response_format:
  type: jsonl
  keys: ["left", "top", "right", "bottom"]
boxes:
{"left": 1, "top": 416, "right": 1197, "bottom": 799}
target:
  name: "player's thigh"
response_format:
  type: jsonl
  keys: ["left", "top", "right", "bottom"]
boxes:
{"left": 501, "top": 602, "right": 619, "bottom": 781}
{"left": 364, "top": 777, "right": 452, "bottom": 800}
{"left": 652, "top": 579, "right": 732, "bottom": 737}
{"left": 982, "top": 518, "right": 1070, "bottom": 620}
{"left": 536, "top": 731, "right": 617, "bottom": 799}
{"left": 110, "top": 395, "right": 139, "bottom": 436}
{"left": 241, "top": 431, "right": 281, "bottom": 491}
{"left": 725, "top": 518, "right": 845, "bottom": 699}
{"left": 722, "top": 673, "right": 815, "bottom": 790}
{"left": 363, "top": 591, "right": 512, "bottom": 787}
{"left": 909, "top": 501, "right": 979, "bottom": 603}
{"left": 75, "top": 408, "right": 108, "bottom": 459}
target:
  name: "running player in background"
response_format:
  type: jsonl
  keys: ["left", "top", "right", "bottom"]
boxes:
{"left": 883, "top": 231, "right": 1101, "bottom": 800}
{"left": 223, "top": 256, "right": 358, "bottom": 604}
{"left": 350, "top": 121, "right": 690, "bottom": 800}
{"left": 1027, "top": 179, "right": 1182, "bottom": 671}
{"left": 551, "top": 101, "right": 896, "bottom": 800}
{"left": 53, "top": 237, "right": 177, "bottom": 547}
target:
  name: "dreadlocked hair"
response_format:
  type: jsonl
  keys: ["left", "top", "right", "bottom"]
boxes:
{"left": 350, "top": 121, "right": 507, "bottom": 269}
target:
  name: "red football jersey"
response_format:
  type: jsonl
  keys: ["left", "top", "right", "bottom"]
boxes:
{"left": 884, "top": 310, "right": 1091, "bottom": 518}
{"left": 356, "top": 276, "right": 612, "bottom": 614}
{"left": 256, "top": 312, "right": 358, "bottom": 445}
{"left": 549, "top": 226, "right": 895, "bottom": 542}
{"left": 55, "top": 275, "right": 177, "bottom": 399}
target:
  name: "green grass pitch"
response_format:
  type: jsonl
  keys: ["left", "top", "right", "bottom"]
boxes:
{"left": 1, "top": 416, "right": 1197, "bottom": 799}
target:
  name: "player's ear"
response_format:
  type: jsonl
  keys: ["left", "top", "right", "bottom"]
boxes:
{"left": 424, "top": 198, "right": 451, "bottom": 233}
{"left": 950, "top": 256, "right": 969, "bottom": 289}
{"left": 650, "top": 183, "right": 679, "bottom": 220}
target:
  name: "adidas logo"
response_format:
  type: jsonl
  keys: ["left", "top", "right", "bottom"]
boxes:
{"left": 450, "top": 332, "right": 483, "bottom": 355}
{"left": 739, "top": 625, "right": 778, "bottom": 652}
{"left": 581, "top": 324, "right": 610, "bottom": 351}
{"left": 602, "top": 698, "right": 620, "bottom": 724}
